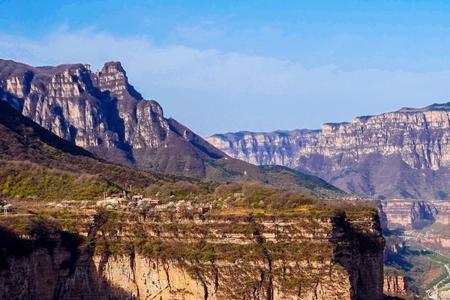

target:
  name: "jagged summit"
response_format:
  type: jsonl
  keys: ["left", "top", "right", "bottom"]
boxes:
{"left": 97, "top": 61, "right": 143, "bottom": 100}
{"left": 101, "top": 61, "right": 125, "bottom": 72}
{"left": 0, "top": 59, "right": 143, "bottom": 104}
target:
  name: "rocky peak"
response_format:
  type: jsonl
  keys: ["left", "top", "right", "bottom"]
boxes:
{"left": 0, "top": 59, "right": 224, "bottom": 177}
{"left": 0, "top": 59, "right": 190, "bottom": 171}
{"left": 96, "top": 61, "right": 143, "bottom": 100}
{"left": 101, "top": 61, "right": 125, "bottom": 74}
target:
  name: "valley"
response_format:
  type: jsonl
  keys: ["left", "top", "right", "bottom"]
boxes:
{"left": 382, "top": 199, "right": 450, "bottom": 299}
{"left": 208, "top": 105, "right": 450, "bottom": 299}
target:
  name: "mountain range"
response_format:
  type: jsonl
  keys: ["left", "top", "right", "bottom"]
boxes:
{"left": 0, "top": 59, "right": 340, "bottom": 198}
{"left": 207, "top": 103, "right": 450, "bottom": 200}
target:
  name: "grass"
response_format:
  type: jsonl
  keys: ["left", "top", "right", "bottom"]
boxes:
{"left": 422, "top": 250, "right": 450, "bottom": 265}
{"left": 0, "top": 163, "right": 119, "bottom": 201}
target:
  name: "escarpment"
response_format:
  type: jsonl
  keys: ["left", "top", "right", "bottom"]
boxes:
{"left": 0, "top": 206, "right": 384, "bottom": 300}
{"left": 207, "top": 103, "right": 450, "bottom": 199}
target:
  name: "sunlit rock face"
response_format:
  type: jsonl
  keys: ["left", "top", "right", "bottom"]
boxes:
{"left": 0, "top": 211, "right": 385, "bottom": 300}
{"left": 383, "top": 272, "right": 407, "bottom": 298}
{"left": 207, "top": 104, "right": 450, "bottom": 200}
{"left": 0, "top": 59, "right": 225, "bottom": 178}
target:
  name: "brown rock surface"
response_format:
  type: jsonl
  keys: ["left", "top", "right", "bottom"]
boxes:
{"left": 0, "top": 209, "right": 384, "bottom": 300}
{"left": 384, "top": 272, "right": 407, "bottom": 298}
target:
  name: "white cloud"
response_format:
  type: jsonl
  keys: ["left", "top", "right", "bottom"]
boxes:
{"left": 1, "top": 29, "right": 450, "bottom": 135}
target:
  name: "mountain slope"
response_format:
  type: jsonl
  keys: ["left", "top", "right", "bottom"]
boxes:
{"left": 0, "top": 59, "right": 341, "bottom": 198}
{"left": 207, "top": 103, "right": 450, "bottom": 200}
{"left": 0, "top": 99, "right": 191, "bottom": 200}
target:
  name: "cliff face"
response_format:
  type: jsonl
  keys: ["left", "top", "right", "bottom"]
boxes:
{"left": 207, "top": 103, "right": 450, "bottom": 199}
{"left": 384, "top": 272, "right": 407, "bottom": 298}
{"left": 0, "top": 209, "right": 384, "bottom": 300}
{"left": 0, "top": 59, "right": 224, "bottom": 178}
{"left": 381, "top": 200, "right": 450, "bottom": 229}
{"left": 0, "top": 240, "right": 132, "bottom": 300}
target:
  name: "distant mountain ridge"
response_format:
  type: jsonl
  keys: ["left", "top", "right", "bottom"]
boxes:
{"left": 0, "top": 59, "right": 341, "bottom": 197}
{"left": 207, "top": 103, "right": 450, "bottom": 200}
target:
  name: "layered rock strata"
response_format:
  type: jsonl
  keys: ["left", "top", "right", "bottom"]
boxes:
{"left": 383, "top": 272, "right": 407, "bottom": 298}
{"left": 381, "top": 200, "right": 450, "bottom": 229}
{"left": 208, "top": 103, "right": 450, "bottom": 199}
{"left": 0, "top": 209, "right": 384, "bottom": 300}
{"left": 0, "top": 59, "right": 224, "bottom": 178}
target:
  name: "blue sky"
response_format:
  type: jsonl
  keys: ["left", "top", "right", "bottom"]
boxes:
{"left": 2, "top": 0, "right": 450, "bottom": 135}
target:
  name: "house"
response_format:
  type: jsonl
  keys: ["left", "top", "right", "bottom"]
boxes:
{"left": 132, "top": 194, "right": 144, "bottom": 201}
{"left": 144, "top": 198, "right": 161, "bottom": 205}
{"left": 136, "top": 198, "right": 161, "bottom": 208}
{"left": 96, "top": 199, "right": 120, "bottom": 209}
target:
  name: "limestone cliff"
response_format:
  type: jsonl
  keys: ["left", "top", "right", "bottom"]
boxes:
{"left": 207, "top": 103, "right": 450, "bottom": 199}
{"left": 0, "top": 207, "right": 384, "bottom": 300}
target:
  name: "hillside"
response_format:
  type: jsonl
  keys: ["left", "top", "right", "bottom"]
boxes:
{"left": 207, "top": 103, "right": 450, "bottom": 200}
{"left": 0, "top": 100, "right": 197, "bottom": 200}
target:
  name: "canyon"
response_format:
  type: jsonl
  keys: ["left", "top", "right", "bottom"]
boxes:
{"left": 207, "top": 101, "right": 450, "bottom": 298}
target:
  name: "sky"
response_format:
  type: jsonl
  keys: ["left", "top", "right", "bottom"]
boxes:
{"left": 2, "top": 0, "right": 450, "bottom": 135}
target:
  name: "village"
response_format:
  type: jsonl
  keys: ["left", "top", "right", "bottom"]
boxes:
{"left": 0, "top": 191, "right": 213, "bottom": 217}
